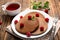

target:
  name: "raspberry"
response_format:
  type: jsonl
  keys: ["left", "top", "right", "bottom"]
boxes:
{"left": 14, "top": 20, "right": 18, "bottom": 24}
{"left": 36, "top": 13, "right": 39, "bottom": 17}
{"left": 0, "top": 21, "right": 2, "bottom": 25}
{"left": 40, "top": 26, "right": 44, "bottom": 31}
{"left": 44, "top": 9, "right": 48, "bottom": 13}
{"left": 20, "top": 23, "right": 24, "bottom": 29}
{"left": 28, "top": 15, "right": 32, "bottom": 20}
{"left": 20, "top": 16, "right": 23, "bottom": 19}
{"left": 45, "top": 18, "right": 49, "bottom": 22}
{"left": 26, "top": 32, "right": 31, "bottom": 37}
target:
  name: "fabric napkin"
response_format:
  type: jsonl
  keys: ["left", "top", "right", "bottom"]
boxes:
{"left": 55, "top": 20, "right": 60, "bottom": 35}
{"left": 6, "top": 25, "right": 21, "bottom": 38}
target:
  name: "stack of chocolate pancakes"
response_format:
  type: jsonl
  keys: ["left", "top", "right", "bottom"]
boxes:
{"left": 15, "top": 12, "right": 49, "bottom": 37}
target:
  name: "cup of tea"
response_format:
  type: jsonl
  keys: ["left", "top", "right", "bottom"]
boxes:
{"left": 2, "top": 2, "right": 21, "bottom": 16}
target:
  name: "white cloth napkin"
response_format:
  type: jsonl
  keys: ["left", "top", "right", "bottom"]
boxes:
{"left": 6, "top": 25, "right": 22, "bottom": 39}
{"left": 55, "top": 20, "right": 60, "bottom": 35}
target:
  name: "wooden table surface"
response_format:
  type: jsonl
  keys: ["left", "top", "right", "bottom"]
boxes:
{"left": 0, "top": 0, "right": 60, "bottom": 40}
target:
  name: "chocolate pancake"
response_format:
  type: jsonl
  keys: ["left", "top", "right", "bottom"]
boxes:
{"left": 16, "top": 12, "right": 48, "bottom": 35}
{"left": 16, "top": 12, "right": 39, "bottom": 34}
{"left": 32, "top": 17, "right": 48, "bottom": 35}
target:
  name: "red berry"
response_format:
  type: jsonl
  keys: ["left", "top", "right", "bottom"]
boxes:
{"left": 40, "top": 26, "right": 44, "bottom": 31}
{"left": 20, "top": 16, "right": 23, "bottom": 19}
{"left": 0, "top": 21, "right": 2, "bottom": 25}
{"left": 45, "top": 18, "right": 49, "bottom": 22}
{"left": 20, "top": 23, "right": 24, "bottom": 29}
{"left": 44, "top": 9, "right": 48, "bottom": 13}
{"left": 14, "top": 20, "right": 18, "bottom": 24}
{"left": 36, "top": 13, "right": 39, "bottom": 17}
{"left": 26, "top": 32, "right": 31, "bottom": 37}
{"left": 28, "top": 15, "right": 32, "bottom": 20}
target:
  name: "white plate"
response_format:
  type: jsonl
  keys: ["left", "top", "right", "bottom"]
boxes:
{"left": 11, "top": 9, "right": 53, "bottom": 39}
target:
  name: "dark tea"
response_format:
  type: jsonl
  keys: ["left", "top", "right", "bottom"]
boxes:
{"left": 6, "top": 3, "right": 20, "bottom": 11}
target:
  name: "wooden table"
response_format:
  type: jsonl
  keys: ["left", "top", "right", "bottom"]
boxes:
{"left": 0, "top": 0, "right": 60, "bottom": 40}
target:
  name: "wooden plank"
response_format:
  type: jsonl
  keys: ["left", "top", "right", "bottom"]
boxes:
{"left": 55, "top": 34, "right": 59, "bottom": 40}
{"left": 0, "top": 15, "right": 14, "bottom": 40}
{"left": 4, "top": 32, "right": 16, "bottom": 40}
{"left": 4, "top": 32, "right": 23, "bottom": 40}
{"left": 57, "top": 29, "right": 60, "bottom": 40}
{"left": 22, "top": 0, "right": 30, "bottom": 10}
{"left": 48, "top": 0, "right": 59, "bottom": 16}
{"left": 57, "top": 1, "right": 60, "bottom": 38}
{"left": 0, "top": 0, "right": 23, "bottom": 40}
{"left": 50, "top": 0, "right": 60, "bottom": 40}
{"left": 48, "top": 0, "right": 60, "bottom": 40}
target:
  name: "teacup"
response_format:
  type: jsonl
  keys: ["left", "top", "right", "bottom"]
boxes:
{"left": 2, "top": 2, "right": 21, "bottom": 16}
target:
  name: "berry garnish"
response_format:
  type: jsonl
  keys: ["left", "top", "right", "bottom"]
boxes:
{"left": 28, "top": 15, "right": 32, "bottom": 20}
{"left": 14, "top": 20, "right": 18, "bottom": 24}
{"left": 45, "top": 18, "right": 49, "bottom": 22}
{"left": 26, "top": 32, "right": 31, "bottom": 37}
{"left": 36, "top": 13, "right": 39, "bottom": 17}
{"left": 40, "top": 26, "right": 44, "bottom": 31}
{"left": 20, "top": 23, "right": 24, "bottom": 29}
{"left": 44, "top": 9, "right": 48, "bottom": 13}
{"left": 0, "top": 21, "right": 2, "bottom": 25}
{"left": 20, "top": 16, "right": 23, "bottom": 19}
